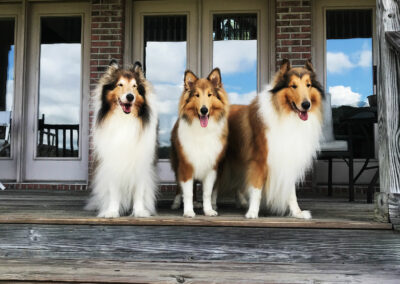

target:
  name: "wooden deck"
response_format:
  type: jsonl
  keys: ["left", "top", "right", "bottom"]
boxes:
{"left": 0, "top": 189, "right": 399, "bottom": 283}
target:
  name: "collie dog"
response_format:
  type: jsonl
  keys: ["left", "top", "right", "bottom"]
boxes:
{"left": 170, "top": 68, "right": 229, "bottom": 217}
{"left": 85, "top": 60, "right": 158, "bottom": 218}
{"left": 216, "top": 59, "right": 324, "bottom": 219}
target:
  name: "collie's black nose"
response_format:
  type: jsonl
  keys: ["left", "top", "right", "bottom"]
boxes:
{"left": 200, "top": 106, "right": 208, "bottom": 115}
{"left": 301, "top": 101, "right": 311, "bottom": 110}
{"left": 126, "top": 93, "right": 134, "bottom": 102}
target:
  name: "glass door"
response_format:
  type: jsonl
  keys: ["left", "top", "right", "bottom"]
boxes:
{"left": 202, "top": 0, "right": 270, "bottom": 95}
{"left": 0, "top": 4, "right": 21, "bottom": 181}
{"left": 133, "top": 0, "right": 198, "bottom": 181}
{"left": 132, "top": 0, "right": 270, "bottom": 182}
{"left": 24, "top": 2, "right": 90, "bottom": 181}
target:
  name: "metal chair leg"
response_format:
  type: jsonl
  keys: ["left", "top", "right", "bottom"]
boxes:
{"left": 349, "top": 157, "right": 354, "bottom": 202}
{"left": 328, "top": 158, "right": 333, "bottom": 197}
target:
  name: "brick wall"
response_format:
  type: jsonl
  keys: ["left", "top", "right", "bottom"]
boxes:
{"left": 275, "top": 0, "right": 312, "bottom": 68}
{"left": 89, "top": 0, "right": 126, "bottom": 183}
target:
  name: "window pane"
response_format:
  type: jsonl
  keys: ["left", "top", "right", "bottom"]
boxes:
{"left": 326, "top": 9, "right": 374, "bottom": 158}
{"left": 143, "top": 15, "right": 187, "bottom": 159}
{"left": 0, "top": 18, "right": 15, "bottom": 158}
{"left": 213, "top": 14, "right": 257, "bottom": 104}
{"left": 37, "top": 17, "right": 81, "bottom": 158}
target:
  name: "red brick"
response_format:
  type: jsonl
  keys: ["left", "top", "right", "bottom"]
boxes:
{"left": 280, "top": 27, "right": 300, "bottom": 33}
{"left": 280, "top": 53, "right": 301, "bottom": 59}
{"left": 291, "top": 20, "right": 311, "bottom": 26}
{"left": 292, "top": 46, "right": 310, "bottom": 52}
{"left": 281, "top": 14, "right": 301, "bottom": 19}
{"left": 281, "top": 39, "right": 301, "bottom": 46}
{"left": 291, "top": 33, "right": 310, "bottom": 39}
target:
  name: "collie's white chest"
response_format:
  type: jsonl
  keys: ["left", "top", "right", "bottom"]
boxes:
{"left": 94, "top": 112, "right": 157, "bottom": 174}
{"left": 266, "top": 114, "right": 321, "bottom": 183}
{"left": 178, "top": 118, "right": 226, "bottom": 179}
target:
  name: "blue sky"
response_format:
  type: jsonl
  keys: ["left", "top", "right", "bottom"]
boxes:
{"left": 326, "top": 38, "right": 373, "bottom": 107}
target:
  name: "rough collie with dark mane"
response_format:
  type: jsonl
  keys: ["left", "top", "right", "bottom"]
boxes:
{"left": 85, "top": 60, "right": 158, "bottom": 218}
{"left": 170, "top": 68, "right": 229, "bottom": 217}
{"left": 216, "top": 59, "right": 324, "bottom": 219}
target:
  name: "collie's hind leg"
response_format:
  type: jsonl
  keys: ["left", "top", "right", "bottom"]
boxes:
{"left": 171, "top": 188, "right": 182, "bottom": 210}
{"left": 288, "top": 186, "right": 311, "bottom": 220}
{"left": 181, "top": 179, "right": 196, "bottom": 218}
{"left": 97, "top": 184, "right": 120, "bottom": 218}
{"left": 203, "top": 170, "right": 218, "bottom": 217}
{"left": 211, "top": 186, "right": 218, "bottom": 210}
{"left": 245, "top": 186, "right": 262, "bottom": 219}
{"left": 236, "top": 190, "right": 249, "bottom": 209}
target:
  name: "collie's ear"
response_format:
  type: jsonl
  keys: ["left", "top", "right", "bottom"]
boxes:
{"left": 279, "top": 59, "right": 291, "bottom": 75}
{"left": 132, "top": 61, "right": 145, "bottom": 78}
{"left": 108, "top": 59, "right": 119, "bottom": 69}
{"left": 305, "top": 59, "right": 315, "bottom": 72}
{"left": 208, "top": 68, "right": 222, "bottom": 88}
{"left": 184, "top": 70, "right": 198, "bottom": 90}
{"left": 105, "top": 59, "right": 119, "bottom": 75}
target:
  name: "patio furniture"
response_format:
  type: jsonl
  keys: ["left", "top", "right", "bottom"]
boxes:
{"left": 0, "top": 111, "right": 11, "bottom": 190}
{"left": 317, "top": 93, "right": 354, "bottom": 201}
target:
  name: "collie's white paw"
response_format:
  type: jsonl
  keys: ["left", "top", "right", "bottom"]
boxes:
{"left": 204, "top": 209, "right": 218, "bottom": 217}
{"left": 293, "top": 210, "right": 312, "bottom": 220}
{"left": 98, "top": 210, "right": 119, "bottom": 218}
{"left": 183, "top": 210, "right": 196, "bottom": 218}
{"left": 193, "top": 201, "right": 203, "bottom": 209}
{"left": 171, "top": 201, "right": 181, "bottom": 210}
{"left": 245, "top": 210, "right": 258, "bottom": 219}
{"left": 133, "top": 209, "right": 151, "bottom": 218}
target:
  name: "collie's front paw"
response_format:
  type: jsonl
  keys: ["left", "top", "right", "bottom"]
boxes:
{"left": 204, "top": 209, "right": 218, "bottom": 217}
{"left": 98, "top": 210, "right": 119, "bottom": 218}
{"left": 292, "top": 210, "right": 312, "bottom": 220}
{"left": 245, "top": 210, "right": 258, "bottom": 219}
{"left": 133, "top": 209, "right": 151, "bottom": 218}
{"left": 183, "top": 210, "right": 196, "bottom": 218}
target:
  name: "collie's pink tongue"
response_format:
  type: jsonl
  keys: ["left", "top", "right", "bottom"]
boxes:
{"left": 200, "top": 115, "right": 209, "bottom": 128}
{"left": 122, "top": 104, "right": 132, "bottom": 114}
{"left": 299, "top": 111, "right": 308, "bottom": 121}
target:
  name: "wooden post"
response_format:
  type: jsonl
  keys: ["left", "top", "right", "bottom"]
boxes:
{"left": 376, "top": 0, "right": 400, "bottom": 228}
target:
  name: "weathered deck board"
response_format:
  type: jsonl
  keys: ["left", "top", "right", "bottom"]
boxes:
{"left": 1, "top": 225, "right": 399, "bottom": 263}
{"left": 1, "top": 258, "right": 400, "bottom": 283}
{"left": 0, "top": 190, "right": 391, "bottom": 229}
{"left": 0, "top": 190, "right": 398, "bottom": 283}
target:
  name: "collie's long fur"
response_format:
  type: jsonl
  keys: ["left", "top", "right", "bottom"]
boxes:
{"left": 85, "top": 60, "right": 158, "bottom": 218}
{"left": 216, "top": 59, "right": 324, "bottom": 219}
{"left": 170, "top": 68, "right": 229, "bottom": 217}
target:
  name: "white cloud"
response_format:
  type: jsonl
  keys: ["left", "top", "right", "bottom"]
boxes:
{"left": 146, "top": 42, "right": 186, "bottom": 84}
{"left": 6, "top": 79, "right": 14, "bottom": 111}
{"left": 327, "top": 52, "right": 354, "bottom": 73}
{"left": 213, "top": 40, "right": 257, "bottom": 74}
{"left": 329, "top": 85, "right": 362, "bottom": 107}
{"left": 357, "top": 50, "right": 372, "bottom": 67}
{"left": 228, "top": 90, "right": 257, "bottom": 105}
{"left": 39, "top": 44, "right": 81, "bottom": 125}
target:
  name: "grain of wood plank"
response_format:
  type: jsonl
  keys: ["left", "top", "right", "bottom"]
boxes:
{"left": 1, "top": 258, "right": 400, "bottom": 283}
{"left": 0, "top": 225, "right": 399, "bottom": 264}
{"left": 0, "top": 190, "right": 388, "bottom": 229}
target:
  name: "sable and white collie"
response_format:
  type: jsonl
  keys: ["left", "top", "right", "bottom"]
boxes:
{"left": 85, "top": 60, "right": 158, "bottom": 218}
{"left": 170, "top": 68, "right": 229, "bottom": 217}
{"left": 216, "top": 59, "right": 324, "bottom": 219}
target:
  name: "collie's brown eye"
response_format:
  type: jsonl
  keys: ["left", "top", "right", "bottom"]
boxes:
{"left": 208, "top": 93, "right": 212, "bottom": 97}
{"left": 195, "top": 94, "right": 199, "bottom": 97}
{"left": 117, "top": 83, "right": 123, "bottom": 87}
{"left": 291, "top": 85, "right": 297, "bottom": 89}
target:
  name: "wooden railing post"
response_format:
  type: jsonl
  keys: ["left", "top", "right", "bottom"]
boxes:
{"left": 376, "top": 0, "right": 400, "bottom": 229}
